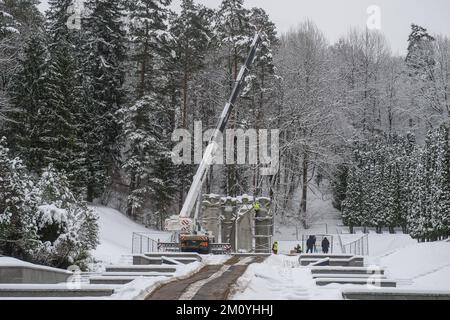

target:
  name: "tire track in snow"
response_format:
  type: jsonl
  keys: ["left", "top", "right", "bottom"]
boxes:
{"left": 179, "top": 265, "right": 232, "bottom": 300}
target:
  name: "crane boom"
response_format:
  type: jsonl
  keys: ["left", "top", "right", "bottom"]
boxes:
{"left": 179, "top": 32, "right": 262, "bottom": 220}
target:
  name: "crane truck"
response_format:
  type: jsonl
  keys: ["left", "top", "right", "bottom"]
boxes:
{"left": 164, "top": 32, "right": 262, "bottom": 254}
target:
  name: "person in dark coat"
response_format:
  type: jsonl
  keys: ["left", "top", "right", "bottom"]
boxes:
{"left": 322, "top": 237, "right": 330, "bottom": 254}
{"left": 312, "top": 235, "right": 317, "bottom": 253}
{"left": 306, "top": 236, "right": 314, "bottom": 253}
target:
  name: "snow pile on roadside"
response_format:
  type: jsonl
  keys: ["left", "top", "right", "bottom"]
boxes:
{"left": 91, "top": 206, "right": 171, "bottom": 264}
{"left": 374, "top": 240, "right": 450, "bottom": 290}
{"left": 111, "top": 262, "right": 204, "bottom": 300}
{"left": 231, "top": 255, "right": 342, "bottom": 300}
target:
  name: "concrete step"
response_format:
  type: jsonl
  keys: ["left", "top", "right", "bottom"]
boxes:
{"left": 343, "top": 289, "right": 450, "bottom": 300}
{"left": 315, "top": 278, "right": 396, "bottom": 288}
{"left": 312, "top": 273, "right": 387, "bottom": 279}
{"left": 301, "top": 256, "right": 364, "bottom": 267}
{"left": 89, "top": 276, "right": 140, "bottom": 285}
{"left": 0, "top": 284, "right": 115, "bottom": 297}
{"left": 162, "top": 257, "right": 198, "bottom": 265}
{"left": 143, "top": 252, "right": 202, "bottom": 261}
{"left": 100, "top": 272, "right": 174, "bottom": 277}
{"left": 299, "top": 254, "right": 355, "bottom": 260}
{"left": 133, "top": 256, "right": 164, "bottom": 265}
{"left": 0, "top": 257, "right": 72, "bottom": 284}
{"left": 310, "top": 267, "right": 385, "bottom": 275}
{"left": 105, "top": 265, "right": 177, "bottom": 273}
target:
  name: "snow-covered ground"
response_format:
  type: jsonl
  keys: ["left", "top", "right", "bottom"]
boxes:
{"left": 232, "top": 237, "right": 450, "bottom": 300}
{"left": 372, "top": 240, "right": 450, "bottom": 291}
{"left": 91, "top": 206, "right": 171, "bottom": 264}
{"left": 231, "top": 255, "right": 343, "bottom": 300}
{"left": 87, "top": 204, "right": 450, "bottom": 299}
{"left": 112, "top": 255, "right": 231, "bottom": 300}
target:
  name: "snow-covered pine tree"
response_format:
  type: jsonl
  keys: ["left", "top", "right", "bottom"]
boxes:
{"left": 81, "top": 0, "right": 127, "bottom": 202}
{"left": 331, "top": 165, "right": 348, "bottom": 211}
{"left": 385, "top": 134, "right": 415, "bottom": 232}
{"left": 408, "top": 130, "right": 436, "bottom": 241}
{"left": 117, "top": 94, "right": 176, "bottom": 226}
{"left": 398, "top": 132, "right": 418, "bottom": 233}
{"left": 342, "top": 166, "right": 364, "bottom": 234}
{"left": 216, "top": 0, "right": 252, "bottom": 196}
{"left": 38, "top": 0, "right": 88, "bottom": 195}
{"left": 6, "top": 34, "right": 48, "bottom": 172}
{"left": 39, "top": 41, "right": 87, "bottom": 194}
{"left": 33, "top": 164, "right": 99, "bottom": 269}
{"left": 0, "top": 0, "right": 42, "bottom": 35}
{"left": 125, "top": 0, "right": 171, "bottom": 98}
{"left": 342, "top": 143, "right": 367, "bottom": 233}
{"left": 0, "top": 0, "right": 18, "bottom": 123}
{"left": 368, "top": 136, "right": 391, "bottom": 231}
{"left": 406, "top": 24, "right": 436, "bottom": 78}
{"left": 431, "top": 125, "right": 450, "bottom": 239}
{"left": 1, "top": 1, "right": 43, "bottom": 127}
{"left": 119, "top": 0, "right": 177, "bottom": 222}
{"left": 46, "top": 0, "right": 74, "bottom": 45}
{"left": 405, "top": 24, "right": 439, "bottom": 127}
{"left": 170, "top": 0, "right": 212, "bottom": 128}
{"left": 0, "top": 0, "right": 19, "bottom": 37}
{"left": 169, "top": 0, "right": 213, "bottom": 210}
{"left": 0, "top": 137, "right": 38, "bottom": 259}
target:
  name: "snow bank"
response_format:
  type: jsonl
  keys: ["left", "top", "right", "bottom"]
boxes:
{"left": 231, "top": 255, "right": 342, "bottom": 300}
{"left": 112, "top": 262, "right": 204, "bottom": 300}
{"left": 374, "top": 240, "right": 450, "bottom": 290}
{"left": 91, "top": 206, "right": 171, "bottom": 264}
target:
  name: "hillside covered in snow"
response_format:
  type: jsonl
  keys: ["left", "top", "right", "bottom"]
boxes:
{"left": 91, "top": 206, "right": 170, "bottom": 264}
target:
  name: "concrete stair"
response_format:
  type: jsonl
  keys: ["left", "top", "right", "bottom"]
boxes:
{"left": 301, "top": 254, "right": 397, "bottom": 288}
{"left": 0, "top": 284, "right": 116, "bottom": 298}
{"left": 0, "top": 257, "right": 72, "bottom": 284}
{"left": 299, "top": 254, "right": 364, "bottom": 267}
{"left": 312, "top": 273, "right": 387, "bottom": 279}
{"left": 342, "top": 289, "right": 450, "bottom": 300}
{"left": 133, "top": 255, "right": 198, "bottom": 266}
{"left": 310, "top": 267, "right": 385, "bottom": 275}
{"left": 316, "top": 278, "right": 396, "bottom": 288}
{"left": 104, "top": 265, "right": 177, "bottom": 273}
{"left": 0, "top": 252, "right": 203, "bottom": 299}
{"left": 86, "top": 252, "right": 202, "bottom": 289}
{"left": 143, "top": 252, "right": 202, "bottom": 261}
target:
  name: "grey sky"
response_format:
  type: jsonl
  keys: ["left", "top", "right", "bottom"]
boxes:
{"left": 38, "top": 0, "right": 450, "bottom": 56}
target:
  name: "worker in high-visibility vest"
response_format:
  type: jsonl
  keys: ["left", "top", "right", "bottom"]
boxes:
{"left": 272, "top": 241, "right": 279, "bottom": 255}
{"left": 253, "top": 201, "right": 261, "bottom": 215}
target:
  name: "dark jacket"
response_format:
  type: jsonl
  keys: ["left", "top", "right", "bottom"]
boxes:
{"left": 322, "top": 238, "right": 330, "bottom": 249}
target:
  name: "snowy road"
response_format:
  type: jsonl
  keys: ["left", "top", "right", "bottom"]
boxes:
{"left": 146, "top": 256, "right": 266, "bottom": 300}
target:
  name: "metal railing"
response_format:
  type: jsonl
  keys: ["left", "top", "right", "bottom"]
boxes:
{"left": 132, "top": 232, "right": 160, "bottom": 254}
{"left": 340, "top": 233, "right": 369, "bottom": 256}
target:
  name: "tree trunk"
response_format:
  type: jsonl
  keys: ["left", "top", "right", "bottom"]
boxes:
{"left": 126, "top": 171, "right": 137, "bottom": 219}
{"left": 300, "top": 150, "right": 309, "bottom": 228}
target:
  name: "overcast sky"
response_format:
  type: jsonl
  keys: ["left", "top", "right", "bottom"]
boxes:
{"left": 38, "top": 0, "right": 450, "bottom": 56}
